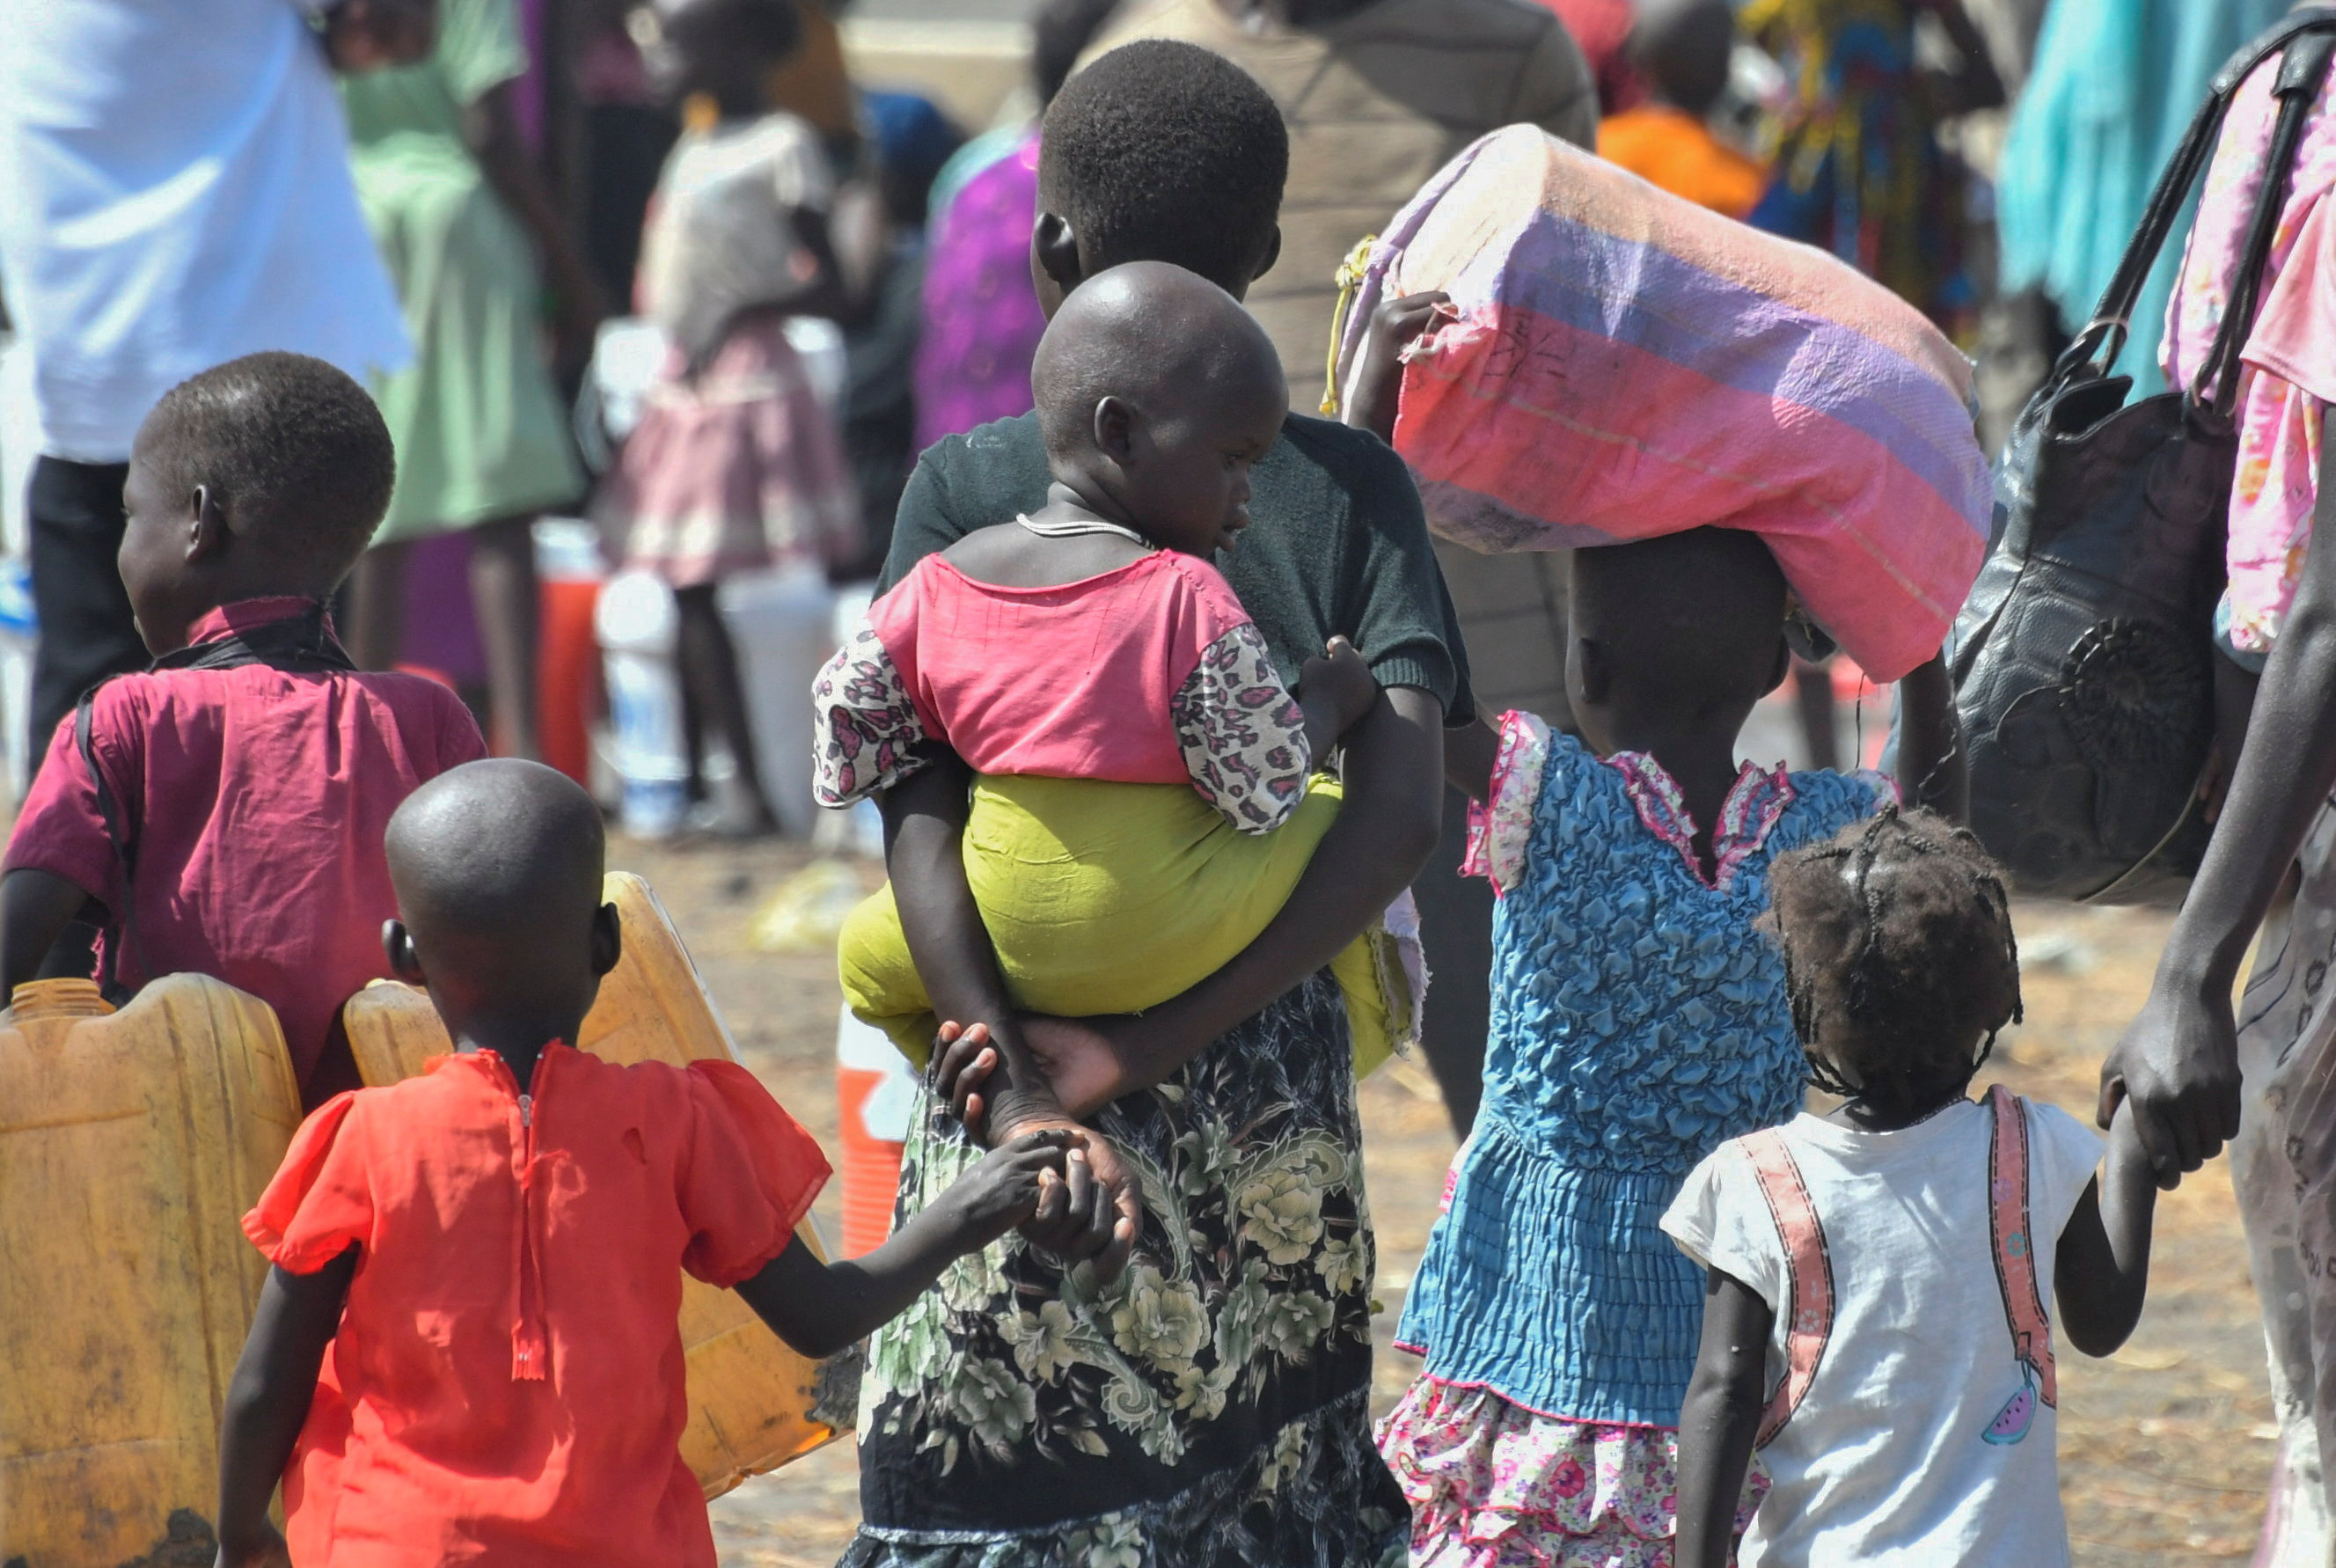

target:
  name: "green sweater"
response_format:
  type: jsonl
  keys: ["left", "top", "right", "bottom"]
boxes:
{"left": 879, "top": 411, "right": 1476, "bottom": 723}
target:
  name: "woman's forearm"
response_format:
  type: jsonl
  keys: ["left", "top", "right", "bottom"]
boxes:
{"left": 1895, "top": 648, "right": 1966, "bottom": 819}
{"left": 2159, "top": 512, "right": 2336, "bottom": 998}
{"left": 1118, "top": 685, "right": 1446, "bottom": 1082}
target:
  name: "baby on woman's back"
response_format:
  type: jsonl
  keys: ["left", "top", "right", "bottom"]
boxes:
{"left": 815, "top": 262, "right": 1419, "bottom": 1076}
{"left": 816, "top": 260, "right": 1373, "bottom": 829}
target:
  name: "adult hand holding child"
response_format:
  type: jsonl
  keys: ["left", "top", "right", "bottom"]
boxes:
{"left": 927, "top": 1020, "right": 1139, "bottom": 1278}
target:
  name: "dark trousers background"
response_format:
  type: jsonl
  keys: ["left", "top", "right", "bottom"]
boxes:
{"left": 28, "top": 456, "right": 145, "bottom": 768}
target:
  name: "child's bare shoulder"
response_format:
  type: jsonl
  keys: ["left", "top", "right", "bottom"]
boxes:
{"left": 938, "top": 520, "right": 1149, "bottom": 589}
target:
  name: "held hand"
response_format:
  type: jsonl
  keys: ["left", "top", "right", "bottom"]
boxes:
{"left": 931, "top": 1016, "right": 1137, "bottom": 1132}
{"left": 1338, "top": 291, "right": 1454, "bottom": 442}
{"left": 216, "top": 1527, "right": 293, "bottom": 1568}
{"left": 1018, "top": 1135, "right": 1142, "bottom": 1283}
{"left": 1019, "top": 1014, "right": 1141, "bottom": 1119}
{"left": 2100, "top": 980, "right": 2243, "bottom": 1189}
{"left": 935, "top": 1128, "right": 1082, "bottom": 1250}
{"left": 1300, "top": 636, "right": 1380, "bottom": 743}
{"left": 929, "top": 1021, "right": 1007, "bottom": 1139}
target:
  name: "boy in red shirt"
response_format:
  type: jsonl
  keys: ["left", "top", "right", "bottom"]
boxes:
{"left": 0, "top": 351, "right": 487, "bottom": 1103}
{"left": 215, "top": 759, "right": 1088, "bottom": 1564}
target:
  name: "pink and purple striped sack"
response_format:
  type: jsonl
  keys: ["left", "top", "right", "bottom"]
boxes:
{"left": 1335, "top": 127, "right": 1990, "bottom": 682}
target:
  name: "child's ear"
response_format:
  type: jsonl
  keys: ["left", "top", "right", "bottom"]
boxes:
{"left": 589, "top": 902, "right": 623, "bottom": 978}
{"left": 1245, "top": 224, "right": 1283, "bottom": 295}
{"left": 1572, "top": 635, "right": 1611, "bottom": 706}
{"left": 1763, "top": 634, "right": 1791, "bottom": 698}
{"left": 384, "top": 920, "right": 426, "bottom": 985}
{"left": 187, "top": 486, "right": 230, "bottom": 565}
{"left": 1092, "top": 395, "right": 1136, "bottom": 464}
{"left": 1031, "top": 211, "right": 1082, "bottom": 297}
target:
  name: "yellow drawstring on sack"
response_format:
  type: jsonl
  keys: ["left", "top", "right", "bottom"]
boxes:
{"left": 1320, "top": 234, "right": 1380, "bottom": 417}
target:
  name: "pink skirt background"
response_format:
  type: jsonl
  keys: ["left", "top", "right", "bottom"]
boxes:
{"left": 1378, "top": 1377, "right": 1768, "bottom": 1567}
{"left": 602, "top": 311, "right": 860, "bottom": 588}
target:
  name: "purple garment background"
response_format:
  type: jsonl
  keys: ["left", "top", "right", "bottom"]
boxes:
{"left": 912, "top": 131, "right": 1047, "bottom": 451}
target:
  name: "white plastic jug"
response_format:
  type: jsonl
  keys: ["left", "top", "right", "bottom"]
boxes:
{"left": 719, "top": 565, "right": 835, "bottom": 839}
{"left": 595, "top": 569, "right": 689, "bottom": 839}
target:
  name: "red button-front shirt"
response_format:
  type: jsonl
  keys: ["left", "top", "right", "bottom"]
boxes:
{"left": 244, "top": 1044, "right": 831, "bottom": 1566}
{"left": 4, "top": 597, "right": 485, "bottom": 1089}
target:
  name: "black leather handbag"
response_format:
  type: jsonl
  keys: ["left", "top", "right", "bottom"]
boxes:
{"left": 1952, "top": 12, "right": 2336, "bottom": 905}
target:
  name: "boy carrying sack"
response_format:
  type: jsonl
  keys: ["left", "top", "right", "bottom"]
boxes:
{"left": 0, "top": 352, "right": 487, "bottom": 1104}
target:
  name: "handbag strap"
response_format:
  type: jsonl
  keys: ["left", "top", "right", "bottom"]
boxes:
{"left": 2193, "top": 28, "right": 2336, "bottom": 414}
{"left": 2060, "top": 7, "right": 2336, "bottom": 385}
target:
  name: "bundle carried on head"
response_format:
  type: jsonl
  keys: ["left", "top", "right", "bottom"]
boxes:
{"left": 1336, "top": 126, "right": 1991, "bottom": 682}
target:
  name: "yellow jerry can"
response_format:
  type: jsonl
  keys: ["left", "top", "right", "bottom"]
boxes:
{"left": 0, "top": 974, "right": 301, "bottom": 1566}
{"left": 341, "top": 871, "right": 849, "bottom": 1499}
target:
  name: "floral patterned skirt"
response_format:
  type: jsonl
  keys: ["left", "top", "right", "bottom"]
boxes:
{"left": 845, "top": 973, "right": 1408, "bottom": 1568}
{"left": 1376, "top": 1377, "right": 1768, "bottom": 1568}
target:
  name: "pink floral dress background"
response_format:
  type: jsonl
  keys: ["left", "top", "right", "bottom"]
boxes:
{"left": 2163, "top": 55, "right": 2336, "bottom": 663}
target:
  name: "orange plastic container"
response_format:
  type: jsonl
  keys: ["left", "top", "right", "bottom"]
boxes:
{"left": 340, "top": 872, "right": 846, "bottom": 1498}
{"left": 835, "top": 1008, "right": 913, "bottom": 1256}
{"left": 538, "top": 569, "right": 603, "bottom": 788}
{"left": 0, "top": 975, "right": 301, "bottom": 1564}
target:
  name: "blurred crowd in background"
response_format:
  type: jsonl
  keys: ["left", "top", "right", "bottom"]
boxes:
{"left": 0, "top": 0, "right": 2293, "bottom": 844}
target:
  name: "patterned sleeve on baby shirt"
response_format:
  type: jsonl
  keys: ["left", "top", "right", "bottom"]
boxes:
{"left": 810, "top": 620, "right": 935, "bottom": 807}
{"left": 1169, "top": 621, "right": 1313, "bottom": 835}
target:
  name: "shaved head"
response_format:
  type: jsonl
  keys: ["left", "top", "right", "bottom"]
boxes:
{"left": 386, "top": 759, "right": 607, "bottom": 993}
{"left": 1031, "top": 260, "right": 1285, "bottom": 464}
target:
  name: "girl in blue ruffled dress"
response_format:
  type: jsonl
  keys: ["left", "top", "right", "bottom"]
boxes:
{"left": 1378, "top": 526, "right": 1959, "bottom": 1567}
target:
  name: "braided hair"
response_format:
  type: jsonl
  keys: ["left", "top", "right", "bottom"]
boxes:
{"left": 1762, "top": 807, "right": 2023, "bottom": 1124}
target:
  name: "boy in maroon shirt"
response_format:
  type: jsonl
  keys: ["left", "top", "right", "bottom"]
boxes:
{"left": 0, "top": 352, "right": 487, "bottom": 1104}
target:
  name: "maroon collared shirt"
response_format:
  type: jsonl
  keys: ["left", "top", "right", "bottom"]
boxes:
{"left": 6, "top": 597, "right": 486, "bottom": 1091}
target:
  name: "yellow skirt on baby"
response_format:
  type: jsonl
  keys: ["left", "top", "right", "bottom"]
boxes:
{"left": 837, "top": 773, "right": 1417, "bottom": 1080}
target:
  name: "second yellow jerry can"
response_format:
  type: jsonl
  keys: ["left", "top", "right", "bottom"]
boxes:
{"left": 0, "top": 974, "right": 302, "bottom": 1566}
{"left": 341, "top": 871, "right": 849, "bottom": 1498}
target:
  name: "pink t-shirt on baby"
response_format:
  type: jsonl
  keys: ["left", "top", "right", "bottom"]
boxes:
{"left": 812, "top": 547, "right": 1313, "bottom": 833}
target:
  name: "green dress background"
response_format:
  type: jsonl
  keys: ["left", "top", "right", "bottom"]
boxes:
{"left": 341, "top": 0, "right": 582, "bottom": 542}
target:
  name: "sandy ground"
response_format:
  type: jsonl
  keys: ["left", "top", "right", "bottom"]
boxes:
{"left": 606, "top": 834, "right": 2279, "bottom": 1567}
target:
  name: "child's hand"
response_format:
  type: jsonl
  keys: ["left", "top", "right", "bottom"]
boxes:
{"left": 932, "top": 1018, "right": 1131, "bottom": 1132}
{"left": 215, "top": 1526, "right": 293, "bottom": 1568}
{"left": 934, "top": 1127, "right": 1082, "bottom": 1251}
{"left": 1337, "top": 290, "right": 1454, "bottom": 442}
{"left": 1300, "top": 635, "right": 1380, "bottom": 747}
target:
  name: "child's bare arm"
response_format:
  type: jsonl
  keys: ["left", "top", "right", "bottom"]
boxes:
{"left": 734, "top": 1130, "right": 1082, "bottom": 1359}
{"left": 1335, "top": 290, "right": 1453, "bottom": 441}
{"left": 879, "top": 761, "right": 1060, "bottom": 1139}
{"left": 1297, "top": 636, "right": 1378, "bottom": 759}
{"left": 2054, "top": 1104, "right": 2158, "bottom": 1357}
{"left": 1894, "top": 647, "right": 1966, "bottom": 820}
{"left": 1445, "top": 714, "right": 1500, "bottom": 802}
{"left": 1, "top": 868, "right": 94, "bottom": 998}
{"left": 216, "top": 1250, "right": 358, "bottom": 1566}
{"left": 1674, "top": 1268, "right": 1773, "bottom": 1568}
{"left": 876, "top": 766, "right": 1139, "bottom": 1279}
